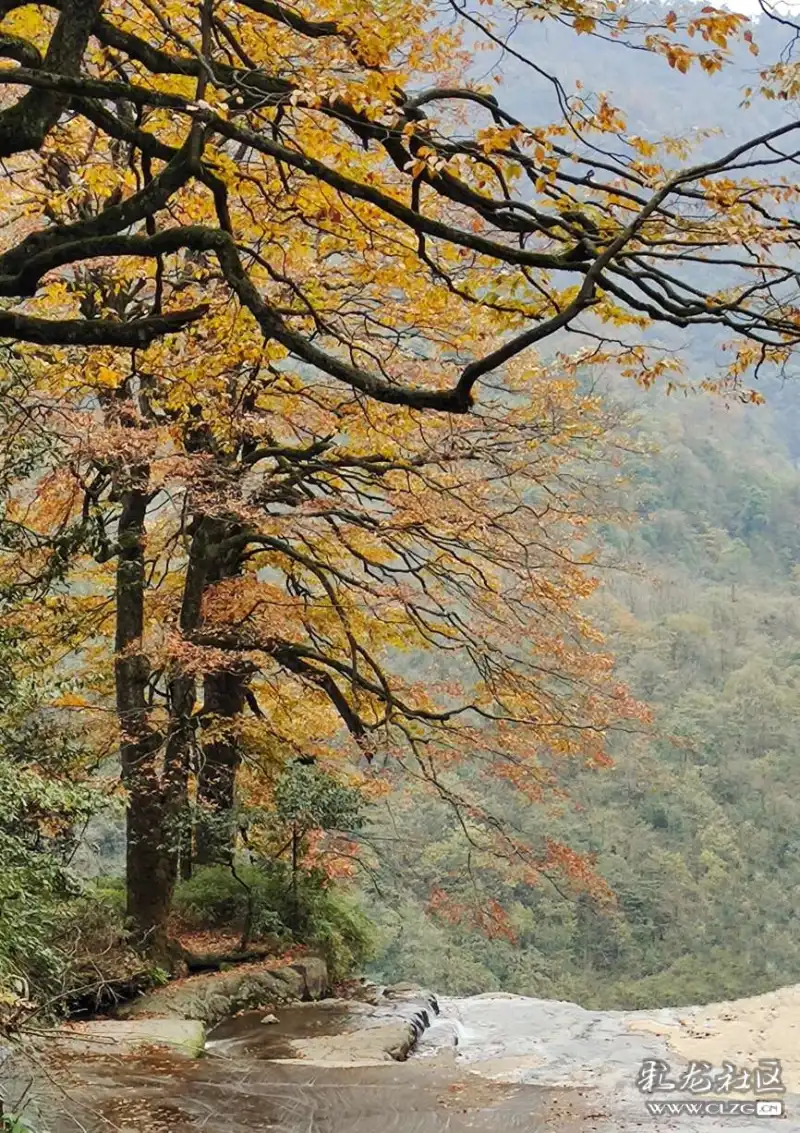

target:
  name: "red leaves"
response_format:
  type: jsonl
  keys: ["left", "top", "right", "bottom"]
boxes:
{"left": 427, "top": 888, "right": 519, "bottom": 944}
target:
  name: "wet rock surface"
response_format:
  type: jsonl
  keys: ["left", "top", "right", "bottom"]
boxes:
{"left": 416, "top": 992, "right": 799, "bottom": 1132}
{"left": 46, "top": 1017, "right": 206, "bottom": 1058}
{"left": 5, "top": 982, "right": 798, "bottom": 1132}
{"left": 207, "top": 989, "right": 438, "bottom": 1065}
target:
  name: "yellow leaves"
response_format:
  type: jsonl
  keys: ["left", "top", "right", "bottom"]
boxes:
{"left": 92, "top": 364, "right": 120, "bottom": 390}
{"left": 640, "top": 7, "right": 751, "bottom": 75}
{"left": 628, "top": 136, "right": 657, "bottom": 158}
{"left": 592, "top": 95, "right": 627, "bottom": 134}
{"left": 687, "top": 7, "right": 749, "bottom": 50}
{"left": 475, "top": 125, "right": 525, "bottom": 154}
{"left": 4, "top": 0, "right": 775, "bottom": 846}
{"left": 403, "top": 145, "right": 448, "bottom": 177}
{"left": 0, "top": 3, "right": 54, "bottom": 50}
{"left": 81, "top": 162, "right": 132, "bottom": 200}
{"left": 699, "top": 53, "right": 723, "bottom": 76}
{"left": 573, "top": 13, "right": 596, "bottom": 34}
{"left": 759, "top": 60, "right": 800, "bottom": 103}
{"left": 51, "top": 692, "right": 92, "bottom": 710}
{"left": 664, "top": 43, "right": 693, "bottom": 74}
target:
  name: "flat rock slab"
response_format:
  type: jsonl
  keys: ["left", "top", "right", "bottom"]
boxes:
{"left": 288, "top": 1020, "right": 419, "bottom": 1065}
{"left": 206, "top": 993, "right": 437, "bottom": 1066}
{"left": 52, "top": 1018, "right": 206, "bottom": 1057}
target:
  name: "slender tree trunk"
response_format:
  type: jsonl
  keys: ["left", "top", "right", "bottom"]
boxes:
{"left": 195, "top": 666, "right": 246, "bottom": 865}
{"left": 193, "top": 529, "right": 246, "bottom": 867}
{"left": 115, "top": 479, "right": 175, "bottom": 966}
{"left": 291, "top": 822, "right": 299, "bottom": 932}
{"left": 167, "top": 668, "right": 195, "bottom": 883}
{"left": 165, "top": 517, "right": 217, "bottom": 881}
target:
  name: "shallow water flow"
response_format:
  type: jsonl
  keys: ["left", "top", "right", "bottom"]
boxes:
{"left": 29, "top": 997, "right": 592, "bottom": 1132}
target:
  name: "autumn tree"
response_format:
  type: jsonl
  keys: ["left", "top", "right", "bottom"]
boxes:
{"left": 0, "top": 362, "right": 102, "bottom": 1007}
{"left": 1, "top": 0, "right": 800, "bottom": 962}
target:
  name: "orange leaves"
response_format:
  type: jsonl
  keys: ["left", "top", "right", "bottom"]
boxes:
{"left": 644, "top": 7, "right": 750, "bottom": 76}
{"left": 423, "top": 831, "right": 616, "bottom": 942}
{"left": 51, "top": 691, "right": 93, "bottom": 710}
{"left": 592, "top": 94, "right": 627, "bottom": 134}
{"left": 688, "top": 7, "right": 749, "bottom": 50}
{"left": 663, "top": 43, "right": 698, "bottom": 74}
{"left": 628, "top": 135, "right": 658, "bottom": 159}
{"left": 743, "top": 29, "right": 759, "bottom": 57}
{"left": 3, "top": 0, "right": 760, "bottom": 936}
{"left": 540, "top": 839, "right": 614, "bottom": 903}
{"left": 201, "top": 576, "right": 307, "bottom": 644}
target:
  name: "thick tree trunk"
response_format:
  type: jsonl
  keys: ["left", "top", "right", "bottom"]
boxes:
{"left": 115, "top": 481, "right": 175, "bottom": 967}
{"left": 195, "top": 667, "right": 246, "bottom": 865}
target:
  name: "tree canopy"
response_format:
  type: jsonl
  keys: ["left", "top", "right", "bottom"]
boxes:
{"left": 2, "top": 0, "right": 800, "bottom": 968}
{"left": 0, "top": 0, "right": 798, "bottom": 393}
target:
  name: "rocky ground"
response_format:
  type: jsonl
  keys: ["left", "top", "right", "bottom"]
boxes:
{"left": 629, "top": 982, "right": 800, "bottom": 1095}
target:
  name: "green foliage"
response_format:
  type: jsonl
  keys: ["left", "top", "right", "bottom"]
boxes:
{"left": 0, "top": 626, "right": 102, "bottom": 1011}
{"left": 174, "top": 864, "right": 284, "bottom": 937}
{"left": 1, "top": 1114, "right": 36, "bottom": 1133}
{"left": 293, "top": 879, "right": 375, "bottom": 981}
{"left": 188, "top": 763, "right": 373, "bottom": 977}
{"left": 273, "top": 763, "right": 365, "bottom": 837}
{"left": 174, "top": 863, "right": 374, "bottom": 979}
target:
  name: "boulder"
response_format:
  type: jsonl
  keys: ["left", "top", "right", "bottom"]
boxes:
{"left": 117, "top": 956, "right": 329, "bottom": 1030}
{"left": 288, "top": 1020, "right": 419, "bottom": 1065}
{"left": 292, "top": 955, "right": 329, "bottom": 1000}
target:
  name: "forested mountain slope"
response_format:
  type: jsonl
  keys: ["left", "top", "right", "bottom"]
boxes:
{"left": 366, "top": 383, "right": 800, "bottom": 1008}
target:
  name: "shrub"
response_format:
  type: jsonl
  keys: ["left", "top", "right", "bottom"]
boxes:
{"left": 0, "top": 626, "right": 103, "bottom": 1015}
{"left": 296, "top": 884, "right": 375, "bottom": 981}
{"left": 174, "top": 863, "right": 375, "bottom": 979}
{"left": 173, "top": 864, "right": 284, "bottom": 938}
{"left": 1, "top": 1114, "right": 37, "bottom": 1133}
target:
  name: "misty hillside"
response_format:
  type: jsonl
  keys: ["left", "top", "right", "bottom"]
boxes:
{"left": 498, "top": 1, "right": 789, "bottom": 141}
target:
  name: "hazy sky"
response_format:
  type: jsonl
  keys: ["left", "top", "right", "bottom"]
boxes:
{"left": 733, "top": 0, "right": 798, "bottom": 16}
